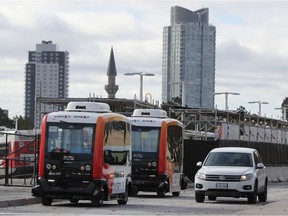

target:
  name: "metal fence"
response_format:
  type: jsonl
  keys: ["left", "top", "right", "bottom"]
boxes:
{"left": 0, "top": 131, "right": 39, "bottom": 187}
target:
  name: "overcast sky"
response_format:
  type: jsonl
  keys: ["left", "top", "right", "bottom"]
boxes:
{"left": 0, "top": 0, "right": 287, "bottom": 120}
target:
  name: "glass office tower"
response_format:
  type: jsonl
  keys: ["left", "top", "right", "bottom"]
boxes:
{"left": 162, "top": 6, "right": 216, "bottom": 108}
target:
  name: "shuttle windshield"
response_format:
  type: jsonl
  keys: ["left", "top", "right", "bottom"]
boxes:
{"left": 131, "top": 126, "right": 160, "bottom": 153}
{"left": 46, "top": 123, "right": 95, "bottom": 154}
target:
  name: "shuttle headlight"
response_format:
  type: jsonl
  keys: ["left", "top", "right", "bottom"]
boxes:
{"left": 80, "top": 166, "right": 85, "bottom": 171}
{"left": 147, "top": 162, "right": 157, "bottom": 168}
{"left": 85, "top": 165, "right": 91, "bottom": 171}
{"left": 46, "top": 163, "right": 52, "bottom": 170}
{"left": 52, "top": 165, "right": 57, "bottom": 170}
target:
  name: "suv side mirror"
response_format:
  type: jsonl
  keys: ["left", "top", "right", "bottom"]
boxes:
{"left": 196, "top": 161, "right": 203, "bottom": 167}
{"left": 256, "top": 163, "right": 265, "bottom": 169}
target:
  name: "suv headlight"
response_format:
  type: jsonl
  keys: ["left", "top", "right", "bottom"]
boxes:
{"left": 197, "top": 172, "right": 206, "bottom": 180}
{"left": 240, "top": 173, "right": 253, "bottom": 181}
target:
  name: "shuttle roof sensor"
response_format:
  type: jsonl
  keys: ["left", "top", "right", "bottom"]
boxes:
{"left": 65, "top": 102, "right": 111, "bottom": 113}
{"left": 132, "top": 109, "right": 167, "bottom": 118}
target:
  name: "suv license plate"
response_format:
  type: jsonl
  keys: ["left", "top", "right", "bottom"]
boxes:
{"left": 216, "top": 183, "right": 228, "bottom": 189}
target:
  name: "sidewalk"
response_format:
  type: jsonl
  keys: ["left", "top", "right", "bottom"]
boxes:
{"left": 0, "top": 177, "right": 40, "bottom": 208}
{"left": 0, "top": 185, "right": 40, "bottom": 207}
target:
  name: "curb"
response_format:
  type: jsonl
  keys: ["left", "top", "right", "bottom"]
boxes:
{"left": 0, "top": 197, "right": 41, "bottom": 208}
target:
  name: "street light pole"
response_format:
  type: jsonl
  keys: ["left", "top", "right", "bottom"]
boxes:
{"left": 124, "top": 72, "right": 155, "bottom": 101}
{"left": 139, "top": 74, "right": 143, "bottom": 101}
{"left": 248, "top": 101, "right": 269, "bottom": 116}
{"left": 214, "top": 92, "right": 240, "bottom": 111}
{"left": 275, "top": 106, "right": 288, "bottom": 121}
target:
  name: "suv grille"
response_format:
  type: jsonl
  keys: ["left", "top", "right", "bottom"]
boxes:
{"left": 205, "top": 174, "right": 241, "bottom": 182}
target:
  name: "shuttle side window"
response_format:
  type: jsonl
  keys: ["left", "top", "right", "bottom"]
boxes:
{"left": 167, "top": 125, "right": 183, "bottom": 164}
{"left": 104, "top": 120, "right": 130, "bottom": 165}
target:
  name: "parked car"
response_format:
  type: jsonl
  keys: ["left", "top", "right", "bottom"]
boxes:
{"left": 194, "top": 147, "right": 267, "bottom": 204}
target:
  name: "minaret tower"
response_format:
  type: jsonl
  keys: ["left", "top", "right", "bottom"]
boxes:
{"left": 105, "top": 47, "right": 119, "bottom": 98}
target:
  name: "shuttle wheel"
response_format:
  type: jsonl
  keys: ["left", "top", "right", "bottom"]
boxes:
{"left": 92, "top": 198, "right": 103, "bottom": 207}
{"left": 157, "top": 189, "right": 166, "bottom": 198}
{"left": 92, "top": 190, "right": 104, "bottom": 207}
{"left": 172, "top": 191, "right": 180, "bottom": 197}
{"left": 117, "top": 186, "right": 128, "bottom": 205}
{"left": 129, "top": 184, "right": 139, "bottom": 197}
{"left": 69, "top": 199, "right": 79, "bottom": 204}
{"left": 41, "top": 196, "right": 53, "bottom": 206}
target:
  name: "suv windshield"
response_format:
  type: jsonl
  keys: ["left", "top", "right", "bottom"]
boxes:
{"left": 204, "top": 152, "right": 253, "bottom": 167}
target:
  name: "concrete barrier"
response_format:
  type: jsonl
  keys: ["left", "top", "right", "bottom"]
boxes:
{"left": 266, "top": 167, "right": 279, "bottom": 182}
{"left": 266, "top": 166, "right": 288, "bottom": 182}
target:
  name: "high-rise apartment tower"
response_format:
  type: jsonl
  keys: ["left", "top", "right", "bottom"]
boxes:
{"left": 24, "top": 41, "right": 69, "bottom": 128}
{"left": 162, "top": 6, "right": 216, "bottom": 108}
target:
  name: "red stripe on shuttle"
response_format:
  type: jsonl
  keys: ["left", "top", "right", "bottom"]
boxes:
{"left": 93, "top": 116, "right": 104, "bottom": 179}
{"left": 158, "top": 122, "right": 167, "bottom": 174}
{"left": 38, "top": 115, "right": 48, "bottom": 177}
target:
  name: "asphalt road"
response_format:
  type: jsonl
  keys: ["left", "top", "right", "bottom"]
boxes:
{"left": 0, "top": 182, "right": 288, "bottom": 215}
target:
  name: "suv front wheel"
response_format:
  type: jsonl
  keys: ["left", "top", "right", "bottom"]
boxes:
{"left": 247, "top": 182, "right": 258, "bottom": 204}
{"left": 258, "top": 180, "right": 268, "bottom": 202}
{"left": 195, "top": 192, "right": 205, "bottom": 203}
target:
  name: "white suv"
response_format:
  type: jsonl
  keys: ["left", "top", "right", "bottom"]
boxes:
{"left": 194, "top": 147, "right": 267, "bottom": 204}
